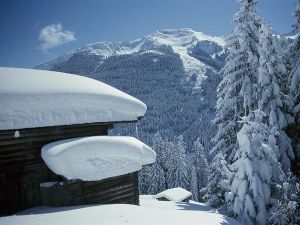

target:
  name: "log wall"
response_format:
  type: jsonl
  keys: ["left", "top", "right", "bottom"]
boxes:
{"left": 40, "top": 172, "right": 139, "bottom": 207}
{"left": 0, "top": 122, "right": 114, "bottom": 215}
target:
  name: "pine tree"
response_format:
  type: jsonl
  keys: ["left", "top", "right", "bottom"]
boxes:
{"left": 190, "top": 166, "right": 198, "bottom": 201}
{"left": 139, "top": 165, "right": 151, "bottom": 194}
{"left": 269, "top": 173, "right": 300, "bottom": 225}
{"left": 212, "top": 32, "right": 254, "bottom": 163}
{"left": 292, "top": 0, "right": 300, "bottom": 33}
{"left": 152, "top": 133, "right": 172, "bottom": 182}
{"left": 231, "top": 111, "right": 281, "bottom": 225}
{"left": 257, "top": 22, "right": 294, "bottom": 172}
{"left": 290, "top": 0, "right": 300, "bottom": 123}
{"left": 201, "top": 152, "right": 232, "bottom": 208}
{"left": 206, "top": 0, "right": 261, "bottom": 209}
{"left": 139, "top": 133, "right": 172, "bottom": 193}
{"left": 166, "top": 135, "right": 189, "bottom": 189}
{"left": 220, "top": 1, "right": 288, "bottom": 223}
{"left": 147, "top": 162, "right": 166, "bottom": 194}
{"left": 288, "top": 0, "right": 300, "bottom": 179}
{"left": 190, "top": 138, "right": 209, "bottom": 200}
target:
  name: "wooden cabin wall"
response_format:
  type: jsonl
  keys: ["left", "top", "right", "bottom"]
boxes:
{"left": 40, "top": 172, "right": 139, "bottom": 207}
{"left": 65, "top": 172, "right": 139, "bottom": 206}
{"left": 0, "top": 123, "right": 110, "bottom": 216}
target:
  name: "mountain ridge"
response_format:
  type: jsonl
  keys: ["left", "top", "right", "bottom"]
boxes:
{"left": 36, "top": 28, "right": 226, "bottom": 78}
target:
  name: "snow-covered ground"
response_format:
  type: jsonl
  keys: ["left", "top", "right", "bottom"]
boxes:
{"left": 0, "top": 195, "right": 240, "bottom": 225}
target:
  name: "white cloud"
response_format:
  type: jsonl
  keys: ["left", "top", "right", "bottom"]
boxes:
{"left": 39, "top": 23, "right": 76, "bottom": 51}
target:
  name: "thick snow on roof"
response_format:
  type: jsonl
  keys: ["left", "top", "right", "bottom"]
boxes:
{"left": 0, "top": 67, "right": 147, "bottom": 130}
{"left": 41, "top": 136, "right": 156, "bottom": 181}
{"left": 0, "top": 195, "right": 241, "bottom": 225}
{"left": 154, "top": 187, "right": 192, "bottom": 202}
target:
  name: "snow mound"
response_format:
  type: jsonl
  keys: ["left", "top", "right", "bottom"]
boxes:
{"left": 0, "top": 67, "right": 147, "bottom": 130}
{"left": 0, "top": 196, "right": 241, "bottom": 225}
{"left": 154, "top": 187, "right": 192, "bottom": 202}
{"left": 41, "top": 136, "right": 156, "bottom": 181}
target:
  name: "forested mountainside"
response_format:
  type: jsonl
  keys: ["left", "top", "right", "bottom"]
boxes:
{"left": 36, "top": 28, "right": 227, "bottom": 154}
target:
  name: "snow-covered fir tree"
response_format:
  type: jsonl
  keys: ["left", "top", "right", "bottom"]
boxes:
{"left": 212, "top": 33, "right": 248, "bottom": 163}
{"left": 288, "top": 1, "right": 300, "bottom": 188}
{"left": 151, "top": 133, "right": 172, "bottom": 180}
{"left": 292, "top": 0, "right": 300, "bottom": 33}
{"left": 269, "top": 172, "right": 300, "bottom": 225}
{"left": 230, "top": 111, "right": 282, "bottom": 225}
{"left": 201, "top": 152, "right": 232, "bottom": 208}
{"left": 190, "top": 138, "right": 209, "bottom": 200}
{"left": 290, "top": 0, "right": 300, "bottom": 123}
{"left": 190, "top": 166, "right": 198, "bottom": 201}
{"left": 257, "top": 22, "right": 294, "bottom": 172}
{"left": 140, "top": 133, "right": 200, "bottom": 195}
{"left": 166, "top": 135, "right": 189, "bottom": 189}
{"left": 147, "top": 162, "right": 166, "bottom": 194}
{"left": 206, "top": 0, "right": 261, "bottom": 209}
{"left": 139, "top": 133, "right": 171, "bottom": 193}
{"left": 208, "top": 0, "right": 295, "bottom": 223}
{"left": 139, "top": 165, "right": 151, "bottom": 194}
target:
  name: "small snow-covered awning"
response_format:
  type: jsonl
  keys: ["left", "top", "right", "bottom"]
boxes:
{"left": 0, "top": 67, "right": 147, "bottom": 130}
{"left": 41, "top": 136, "right": 156, "bottom": 181}
{"left": 154, "top": 188, "right": 192, "bottom": 202}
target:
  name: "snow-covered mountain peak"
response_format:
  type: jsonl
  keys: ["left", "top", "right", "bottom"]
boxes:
{"left": 139, "top": 28, "right": 225, "bottom": 81}
{"left": 149, "top": 28, "right": 225, "bottom": 49}
{"left": 81, "top": 28, "right": 225, "bottom": 55}
{"left": 36, "top": 28, "right": 226, "bottom": 82}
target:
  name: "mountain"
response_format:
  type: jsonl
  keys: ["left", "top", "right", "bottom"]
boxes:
{"left": 36, "top": 28, "right": 227, "bottom": 154}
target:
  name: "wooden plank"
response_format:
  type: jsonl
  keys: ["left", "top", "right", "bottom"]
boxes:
{"left": 82, "top": 184, "right": 137, "bottom": 202}
{"left": 36, "top": 172, "right": 139, "bottom": 208}
{"left": 0, "top": 120, "right": 142, "bottom": 138}
{"left": 0, "top": 128, "right": 108, "bottom": 147}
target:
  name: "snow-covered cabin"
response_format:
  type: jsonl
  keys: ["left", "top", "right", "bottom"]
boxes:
{"left": 154, "top": 188, "right": 192, "bottom": 203}
{"left": 0, "top": 67, "right": 155, "bottom": 215}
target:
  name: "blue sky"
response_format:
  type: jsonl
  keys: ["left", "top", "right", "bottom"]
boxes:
{"left": 0, "top": 0, "right": 296, "bottom": 68}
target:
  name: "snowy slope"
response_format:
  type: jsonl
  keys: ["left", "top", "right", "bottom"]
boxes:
{"left": 0, "top": 67, "right": 146, "bottom": 130}
{"left": 35, "top": 28, "right": 227, "bottom": 152}
{"left": 146, "top": 28, "right": 225, "bottom": 84}
{"left": 0, "top": 196, "right": 241, "bottom": 225}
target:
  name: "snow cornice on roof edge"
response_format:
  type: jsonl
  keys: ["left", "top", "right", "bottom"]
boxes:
{"left": 0, "top": 67, "right": 147, "bottom": 130}
{"left": 41, "top": 136, "right": 156, "bottom": 181}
